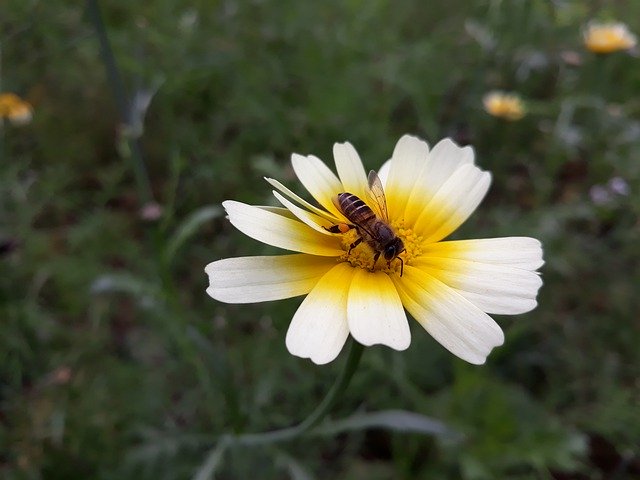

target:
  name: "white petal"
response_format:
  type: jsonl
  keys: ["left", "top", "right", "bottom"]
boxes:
{"left": 291, "top": 153, "right": 344, "bottom": 217}
{"left": 272, "top": 191, "right": 334, "bottom": 235}
{"left": 394, "top": 265, "right": 504, "bottom": 364}
{"left": 384, "top": 134, "right": 430, "bottom": 219}
{"left": 223, "top": 200, "right": 343, "bottom": 256}
{"left": 256, "top": 205, "right": 296, "bottom": 218}
{"left": 347, "top": 269, "right": 410, "bottom": 350}
{"left": 377, "top": 159, "right": 391, "bottom": 187}
{"left": 414, "top": 256, "right": 543, "bottom": 314}
{"left": 264, "top": 177, "right": 338, "bottom": 222}
{"left": 421, "top": 139, "right": 475, "bottom": 191}
{"left": 422, "top": 237, "right": 544, "bottom": 270}
{"left": 333, "top": 142, "right": 368, "bottom": 199}
{"left": 205, "top": 255, "right": 335, "bottom": 303}
{"left": 285, "top": 263, "right": 354, "bottom": 364}
{"left": 404, "top": 138, "right": 475, "bottom": 225}
{"left": 413, "top": 164, "right": 491, "bottom": 242}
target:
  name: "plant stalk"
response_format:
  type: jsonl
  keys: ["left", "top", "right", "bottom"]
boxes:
{"left": 227, "top": 340, "right": 365, "bottom": 447}
{"left": 85, "top": 0, "right": 154, "bottom": 203}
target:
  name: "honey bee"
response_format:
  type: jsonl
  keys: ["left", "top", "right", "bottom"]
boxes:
{"left": 326, "top": 171, "right": 406, "bottom": 276}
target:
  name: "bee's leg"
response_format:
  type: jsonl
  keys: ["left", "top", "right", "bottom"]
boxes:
{"left": 324, "top": 223, "right": 355, "bottom": 234}
{"left": 396, "top": 257, "right": 404, "bottom": 277}
{"left": 348, "top": 236, "right": 363, "bottom": 254}
{"left": 371, "top": 251, "right": 381, "bottom": 271}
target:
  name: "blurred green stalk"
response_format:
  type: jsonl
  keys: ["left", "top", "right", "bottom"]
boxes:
{"left": 226, "top": 340, "right": 365, "bottom": 447}
{"left": 86, "top": 0, "right": 240, "bottom": 429}
{"left": 85, "top": 0, "right": 154, "bottom": 203}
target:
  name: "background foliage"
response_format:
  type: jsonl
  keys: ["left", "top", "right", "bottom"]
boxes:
{"left": 1, "top": 0, "right": 639, "bottom": 478}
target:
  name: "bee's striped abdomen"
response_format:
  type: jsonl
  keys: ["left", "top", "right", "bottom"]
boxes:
{"left": 337, "top": 193, "right": 376, "bottom": 223}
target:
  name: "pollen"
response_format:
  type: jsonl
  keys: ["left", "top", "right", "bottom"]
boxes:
{"left": 337, "top": 229, "right": 372, "bottom": 270}
{"left": 392, "top": 220, "right": 424, "bottom": 264}
{"left": 336, "top": 220, "right": 424, "bottom": 276}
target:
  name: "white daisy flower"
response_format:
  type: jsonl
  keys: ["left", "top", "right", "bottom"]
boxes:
{"left": 206, "top": 135, "right": 543, "bottom": 365}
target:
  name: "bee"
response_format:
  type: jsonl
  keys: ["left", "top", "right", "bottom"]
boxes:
{"left": 326, "top": 171, "right": 406, "bottom": 276}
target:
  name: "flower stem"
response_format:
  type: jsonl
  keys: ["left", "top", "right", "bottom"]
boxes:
{"left": 227, "top": 340, "right": 364, "bottom": 447}
{"left": 85, "top": 0, "right": 154, "bottom": 204}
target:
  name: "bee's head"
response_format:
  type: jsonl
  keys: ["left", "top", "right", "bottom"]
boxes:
{"left": 384, "top": 238, "right": 405, "bottom": 261}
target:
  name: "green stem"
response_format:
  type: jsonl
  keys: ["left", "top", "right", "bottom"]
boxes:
{"left": 227, "top": 340, "right": 364, "bottom": 447}
{"left": 85, "top": 0, "right": 154, "bottom": 203}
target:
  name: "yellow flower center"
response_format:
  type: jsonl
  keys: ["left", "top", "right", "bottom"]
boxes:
{"left": 337, "top": 219, "right": 423, "bottom": 276}
{"left": 483, "top": 93, "right": 525, "bottom": 121}
{"left": 0, "top": 93, "right": 33, "bottom": 125}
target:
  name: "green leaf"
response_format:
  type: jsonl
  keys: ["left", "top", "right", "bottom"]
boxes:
{"left": 192, "top": 440, "right": 229, "bottom": 480}
{"left": 275, "top": 450, "right": 315, "bottom": 480}
{"left": 313, "top": 409, "right": 459, "bottom": 439}
{"left": 90, "top": 273, "right": 161, "bottom": 309}
{"left": 164, "top": 205, "right": 222, "bottom": 263}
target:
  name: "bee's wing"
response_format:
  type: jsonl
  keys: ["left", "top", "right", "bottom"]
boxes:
{"left": 366, "top": 170, "right": 389, "bottom": 222}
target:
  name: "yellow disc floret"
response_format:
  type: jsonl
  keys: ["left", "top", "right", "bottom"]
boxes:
{"left": 336, "top": 219, "right": 423, "bottom": 276}
{"left": 392, "top": 220, "right": 424, "bottom": 264}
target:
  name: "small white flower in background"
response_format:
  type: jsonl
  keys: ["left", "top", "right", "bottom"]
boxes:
{"left": 607, "top": 177, "right": 629, "bottom": 196}
{"left": 139, "top": 201, "right": 164, "bottom": 221}
{"left": 590, "top": 176, "right": 630, "bottom": 205}
{"left": 205, "top": 135, "right": 543, "bottom": 365}
{"left": 583, "top": 21, "right": 637, "bottom": 54}
{"left": 560, "top": 50, "right": 583, "bottom": 66}
{"left": 589, "top": 184, "right": 611, "bottom": 205}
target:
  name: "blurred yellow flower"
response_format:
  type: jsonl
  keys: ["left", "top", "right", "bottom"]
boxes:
{"left": 482, "top": 91, "right": 525, "bottom": 121}
{"left": 583, "top": 22, "right": 637, "bottom": 54}
{"left": 206, "top": 135, "right": 543, "bottom": 365}
{"left": 0, "top": 92, "right": 33, "bottom": 126}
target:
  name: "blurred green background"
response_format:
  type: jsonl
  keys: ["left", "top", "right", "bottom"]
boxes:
{"left": 2, "top": 1, "right": 639, "bottom": 478}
